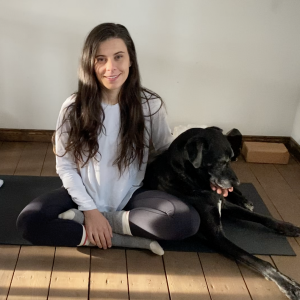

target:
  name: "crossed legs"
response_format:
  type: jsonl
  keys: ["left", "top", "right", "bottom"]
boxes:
{"left": 16, "top": 187, "right": 200, "bottom": 254}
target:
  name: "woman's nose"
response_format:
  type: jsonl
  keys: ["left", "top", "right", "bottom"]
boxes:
{"left": 106, "top": 58, "right": 116, "bottom": 71}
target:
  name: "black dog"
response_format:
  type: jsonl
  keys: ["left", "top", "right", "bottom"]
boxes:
{"left": 143, "top": 127, "right": 300, "bottom": 300}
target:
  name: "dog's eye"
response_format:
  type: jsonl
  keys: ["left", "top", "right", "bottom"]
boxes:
{"left": 218, "top": 161, "right": 228, "bottom": 168}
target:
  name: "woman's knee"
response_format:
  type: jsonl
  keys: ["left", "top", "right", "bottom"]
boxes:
{"left": 166, "top": 203, "right": 200, "bottom": 240}
{"left": 127, "top": 190, "right": 201, "bottom": 240}
{"left": 16, "top": 206, "right": 44, "bottom": 243}
{"left": 17, "top": 188, "right": 74, "bottom": 242}
{"left": 158, "top": 195, "right": 201, "bottom": 237}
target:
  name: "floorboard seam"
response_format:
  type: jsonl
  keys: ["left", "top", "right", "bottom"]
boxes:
{"left": 162, "top": 255, "right": 171, "bottom": 300}
{"left": 46, "top": 247, "right": 57, "bottom": 300}
{"left": 248, "top": 164, "right": 286, "bottom": 222}
{"left": 125, "top": 249, "right": 130, "bottom": 300}
{"left": 87, "top": 247, "right": 91, "bottom": 300}
{"left": 13, "top": 142, "right": 26, "bottom": 176}
{"left": 236, "top": 260, "right": 254, "bottom": 300}
{"left": 40, "top": 143, "right": 51, "bottom": 176}
{"left": 197, "top": 253, "right": 213, "bottom": 300}
{"left": 6, "top": 245, "right": 21, "bottom": 300}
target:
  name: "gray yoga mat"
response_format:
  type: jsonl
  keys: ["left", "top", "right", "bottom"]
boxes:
{"left": 0, "top": 175, "right": 295, "bottom": 255}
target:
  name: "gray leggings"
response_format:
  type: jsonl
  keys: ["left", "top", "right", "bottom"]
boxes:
{"left": 16, "top": 187, "right": 200, "bottom": 247}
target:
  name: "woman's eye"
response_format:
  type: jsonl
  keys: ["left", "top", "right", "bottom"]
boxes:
{"left": 115, "top": 55, "right": 123, "bottom": 60}
{"left": 96, "top": 57, "right": 105, "bottom": 63}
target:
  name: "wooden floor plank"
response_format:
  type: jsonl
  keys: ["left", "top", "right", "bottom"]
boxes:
{"left": 7, "top": 246, "right": 54, "bottom": 300}
{"left": 238, "top": 255, "right": 287, "bottom": 300}
{"left": 232, "top": 158, "right": 282, "bottom": 220}
{"left": 0, "top": 142, "right": 26, "bottom": 175}
{"left": 247, "top": 163, "right": 300, "bottom": 226}
{"left": 233, "top": 158, "right": 300, "bottom": 296}
{"left": 272, "top": 237, "right": 300, "bottom": 283}
{"left": 14, "top": 142, "right": 48, "bottom": 176}
{"left": 90, "top": 248, "right": 128, "bottom": 300}
{"left": 275, "top": 157, "right": 300, "bottom": 199}
{"left": 248, "top": 161, "right": 300, "bottom": 285}
{"left": 48, "top": 247, "right": 90, "bottom": 300}
{"left": 41, "top": 143, "right": 58, "bottom": 177}
{"left": 163, "top": 251, "right": 210, "bottom": 300}
{"left": 0, "top": 246, "right": 20, "bottom": 300}
{"left": 198, "top": 252, "right": 251, "bottom": 300}
{"left": 126, "top": 250, "right": 169, "bottom": 300}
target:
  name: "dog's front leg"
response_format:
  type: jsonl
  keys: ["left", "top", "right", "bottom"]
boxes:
{"left": 222, "top": 201, "right": 300, "bottom": 237}
{"left": 225, "top": 187, "right": 254, "bottom": 211}
{"left": 193, "top": 193, "right": 300, "bottom": 300}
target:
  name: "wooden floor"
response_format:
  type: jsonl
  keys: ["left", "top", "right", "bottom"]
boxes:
{"left": 1, "top": 141, "right": 300, "bottom": 300}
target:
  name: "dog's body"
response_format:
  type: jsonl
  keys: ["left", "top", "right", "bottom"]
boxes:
{"left": 143, "top": 127, "right": 300, "bottom": 300}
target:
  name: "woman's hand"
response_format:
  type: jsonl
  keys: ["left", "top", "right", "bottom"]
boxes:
{"left": 210, "top": 183, "right": 233, "bottom": 197}
{"left": 83, "top": 209, "right": 113, "bottom": 249}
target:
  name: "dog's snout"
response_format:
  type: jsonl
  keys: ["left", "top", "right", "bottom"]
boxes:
{"left": 230, "top": 173, "right": 240, "bottom": 186}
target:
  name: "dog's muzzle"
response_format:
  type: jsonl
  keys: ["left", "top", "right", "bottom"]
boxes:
{"left": 209, "top": 176, "right": 240, "bottom": 189}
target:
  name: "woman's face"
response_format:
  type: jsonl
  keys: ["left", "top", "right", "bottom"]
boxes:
{"left": 94, "top": 38, "right": 131, "bottom": 95}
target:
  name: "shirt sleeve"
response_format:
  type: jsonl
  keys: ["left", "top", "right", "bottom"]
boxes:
{"left": 55, "top": 97, "right": 97, "bottom": 211}
{"left": 149, "top": 98, "right": 174, "bottom": 152}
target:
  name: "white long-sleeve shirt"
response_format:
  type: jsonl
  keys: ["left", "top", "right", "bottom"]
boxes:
{"left": 55, "top": 93, "right": 174, "bottom": 212}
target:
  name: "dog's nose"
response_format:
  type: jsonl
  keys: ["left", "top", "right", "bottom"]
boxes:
{"left": 229, "top": 173, "right": 240, "bottom": 187}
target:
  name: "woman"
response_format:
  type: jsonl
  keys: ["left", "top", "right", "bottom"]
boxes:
{"left": 17, "top": 23, "right": 229, "bottom": 254}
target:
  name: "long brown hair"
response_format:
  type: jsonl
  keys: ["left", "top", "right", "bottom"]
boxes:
{"left": 56, "top": 23, "right": 163, "bottom": 173}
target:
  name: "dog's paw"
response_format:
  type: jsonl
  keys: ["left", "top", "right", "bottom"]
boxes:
{"left": 227, "top": 194, "right": 254, "bottom": 211}
{"left": 278, "top": 273, "right": 300, "bottom": 300}
{"left": 243, "top": 200, "right": 254, "bottom": 211}
{"left": 277, "top": 221, "right": 300, "bottom": 237}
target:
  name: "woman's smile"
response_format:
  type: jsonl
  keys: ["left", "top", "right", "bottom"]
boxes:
{"left": 104, "top": 73, "right": 121, "bottom": 82}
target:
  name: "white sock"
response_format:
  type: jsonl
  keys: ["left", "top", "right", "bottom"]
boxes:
{"left": 59, "top": 209, "right": 132, "bottom": 236}
{"left": 150, "top": 241, "right": 165, "bottom": 256}
{"left": 59, "top": 209, "right": 76, "bottom": 220}
{"left": 122, "top": 211, "right": 132, "bottom": 236}
{"left": 112, "top": 233, "right": 164, "bottom": 256}
{"left": 77, "top": 225, "right": 96, "bottom": 247}
{"left": 64, "top": 211, "right": 163, "bottom": 254}
{"left": 77, "top": 225, "right": 88, "bottom": 246}
{"left": 58, "top": 209, "right": 84, "bottom": 224}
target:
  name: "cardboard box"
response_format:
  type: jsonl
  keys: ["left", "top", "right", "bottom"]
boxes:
{"left": 242, "top": 142, "right": 289, "bottom": 164}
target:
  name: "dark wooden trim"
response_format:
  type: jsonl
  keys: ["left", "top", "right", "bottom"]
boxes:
{"left": 1, "top": 128, "right": 300, "bottom": 162}
{"left": 0, "top": 128, "right": 54, "bottom": 143}
{"left": 242, "top": 135, "right": 290, "bottom": 145}
{"left": 287, "top": 137, "right": 300, "bottom": 163}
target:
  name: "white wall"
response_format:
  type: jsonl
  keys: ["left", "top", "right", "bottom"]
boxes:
{"left": 292, "top": 100, "right": 300, "bottom": 144}
{"left": 0, "top": 0, "right": 300, "bottom": 136}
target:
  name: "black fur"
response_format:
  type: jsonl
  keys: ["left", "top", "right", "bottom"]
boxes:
{"left": 226, "top": 128, "right": 242, "bottom": 161}
{"left": 144, "top": 127, "right": 300, "bottom": 300}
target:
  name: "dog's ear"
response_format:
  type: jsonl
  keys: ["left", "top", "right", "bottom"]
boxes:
{"left": 184, "top": 137, "right": 205, "bottom": 168}
{"left": 207, "top": 126, "right": 223, "bottom": 133}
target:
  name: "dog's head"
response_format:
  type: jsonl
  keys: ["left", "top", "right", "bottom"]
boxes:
{"left": 182, "top": 127, "right": 240, "bottom": 189}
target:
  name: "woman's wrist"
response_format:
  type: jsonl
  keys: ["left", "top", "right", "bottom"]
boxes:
{"left": 83, "top": 209, "right": 100, "bottom": 216}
